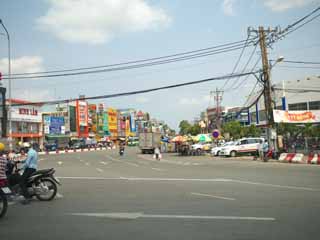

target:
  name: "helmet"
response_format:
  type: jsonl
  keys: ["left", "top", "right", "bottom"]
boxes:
{"left": 0, "top": 142, "right": 5, "bottom": 151}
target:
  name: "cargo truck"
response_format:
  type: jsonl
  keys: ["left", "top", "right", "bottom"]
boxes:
{"left": 139, "top": 132, "right": 161, "bottom": 154}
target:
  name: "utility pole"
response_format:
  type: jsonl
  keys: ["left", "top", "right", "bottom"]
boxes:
{"left": 248, "top": 26, "right": 280, "bottom": 150}
{"left": 211, "top": 88, "right": 223, "bottom": 130}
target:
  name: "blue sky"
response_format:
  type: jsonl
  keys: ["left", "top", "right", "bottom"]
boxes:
{"left": 0, "top": 0, "right": 319, "bottom": 130}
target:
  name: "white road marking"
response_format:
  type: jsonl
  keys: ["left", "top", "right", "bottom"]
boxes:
{"left": 126, "top": 162, "right": 139, "bottom": 167}
{"left": 151, "top": 167, "right": 165, "bottom": 172}
{"left": 69, "top": 212, "right": 275, "bottom": 221}
{"left": 79, "top": 159, "right": 84, "bottom": 162}
{"left": 85, "top": 162, "right": 90, "bottom": 166}
{"left": 57, "top": 177, "right": 318, "bottom": 191}
{"left": 57, "top": 161, "right": 63, "bottom": 165}
{"left": 96, "top": 168, "right": 104, "bottom": 173}
{"left": 191, "top": 192, "right": 236, "bottom": 201}
{"left": 100, "top": 161, "right": 108, "bottom": 165}
{"left": 39, "top": 158, "right": 45, "bottom": 162}
{"left": 106, "top": 155, "right": 121, "bottom": 162}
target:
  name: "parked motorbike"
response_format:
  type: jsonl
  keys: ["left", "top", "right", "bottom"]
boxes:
{"left": 0, "top": 179, "right": 10, "bottom": 219}
{"left": 6, "top": 161, "right": 61, "bottom": 201}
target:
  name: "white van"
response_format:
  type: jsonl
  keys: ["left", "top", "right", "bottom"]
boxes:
{"left": 219, "top": 137, "right": 264, "bottom": 157}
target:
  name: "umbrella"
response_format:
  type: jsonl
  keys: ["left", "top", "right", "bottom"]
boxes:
{"left": 171, "top": 136, "right": 185, "bottom": 142}
{"left": 194, "top": 134, "right": 212, "bottom": 143}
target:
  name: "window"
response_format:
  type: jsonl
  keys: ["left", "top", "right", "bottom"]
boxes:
{"left": 247, "top": 139, "right": 258, "bottom": 144}
{"left": 289, "top": 102, "right": 308, "bottom": 110}
{"left": 309, "top": 101, "right": 320, "bottom": 110}
{"left": 240, "top": 140, "right": 248, "bottom": 145}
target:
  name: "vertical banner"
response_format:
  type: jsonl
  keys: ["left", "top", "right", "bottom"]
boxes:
{"left": 103, "top": 112, "right": 109, "bottom": 133}
{"left": 130, "top": 112, "right": 136, "bottom": 132}
{"left": 77, "top": 101, "right": 88, "bottom": 126}
{"left": 107, "top": 108, "right": 118, "bottom": 137}
{"left": 69, "top": 106, "right": 77, "bottom": 132}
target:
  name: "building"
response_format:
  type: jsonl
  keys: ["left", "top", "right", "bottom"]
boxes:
{"left": 7, "top": 99, "right": 43, "bottom": 147}
{"left": 248, "top": 75, "right": 320, "bottom": 126}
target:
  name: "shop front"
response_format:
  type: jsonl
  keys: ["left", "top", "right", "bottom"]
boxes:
{"left": 9, "top": 99, "right": 43, "bottom": 149}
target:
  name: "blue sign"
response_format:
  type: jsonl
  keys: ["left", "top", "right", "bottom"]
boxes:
{"left": 49, "top": 117, "right": 65, "bottom": 134}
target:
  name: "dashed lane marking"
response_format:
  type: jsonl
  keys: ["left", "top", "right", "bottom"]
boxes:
{"left": 191, "top": 192, "right": 236, "bottom": 201}
{"left": 100, "top": 161, "right": 108, "bottom": 165}
{"left": 85, "top": 162, "right": 90, "bottom": 166}
{"left": 96, "top": 168, "right": 104, "bottom": 173}
{"left": 57, "top": 161, "right": 63, "bottom": 165}
{"left": 151, "top": 168, "right": 165, "bottom": 172}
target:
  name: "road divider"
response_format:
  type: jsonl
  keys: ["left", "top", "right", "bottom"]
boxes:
{"left": 307, "top": 153, "right": 320, "bottom": 164}
{"left": 39, "top": 147, "right": 112, "bottom": 155}
{"left": 278, "top": 153, "right": 304, "bottom": 163}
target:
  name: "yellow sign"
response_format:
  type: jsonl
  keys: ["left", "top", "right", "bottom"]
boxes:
{"left": 107, "top": 108, "right": 118, "bottom": 135}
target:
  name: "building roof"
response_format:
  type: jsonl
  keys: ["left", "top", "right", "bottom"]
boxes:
{"left": 7, "top": 98, "right": 43, "bottom": 107}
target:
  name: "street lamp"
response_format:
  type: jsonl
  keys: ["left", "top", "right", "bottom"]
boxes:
{"left": 0, "top": 19, "right": 12, "bottom": 150}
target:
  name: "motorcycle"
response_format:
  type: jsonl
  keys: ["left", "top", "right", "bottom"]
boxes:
{"left": 0, "top": 179, "right": 10, "bottom": 219}
{"left": 6, "top": 161, "right": 61, "bottom": 202}
{"left": 119, "top": 148, "right": 124, "bottom": 156}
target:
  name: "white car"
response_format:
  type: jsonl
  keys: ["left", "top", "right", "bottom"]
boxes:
{"left": 211, "top": 141, "right": 235, "bottom": 156}
{"left": 219, "top": 138, "right": 264, "bottom": 157}
{"left": 191, "top": 142, "right": 212, "bottom": 152}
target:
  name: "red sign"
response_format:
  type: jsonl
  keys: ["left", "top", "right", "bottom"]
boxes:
{"left": 19, "top": 108, "right": 38, "bottom": 116}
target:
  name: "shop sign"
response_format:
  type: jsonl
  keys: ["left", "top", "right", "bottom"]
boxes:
{"left": 77, "top": 101, "right": 88, "bottom": 126}
{"left": 11, "top": 106, "right": 42, "bottom": 122}
{"left": 273, "top": 110, "right": 320, "bottom": 123}
{"left": 130, "top": 112, "right": 136, "bottom": 132}
{"left": 108, "top": 108, "right": 118, "bottom": 131}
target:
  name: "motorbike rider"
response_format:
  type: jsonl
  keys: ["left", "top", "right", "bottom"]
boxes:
{"left": 0, "top": 143, "right": 8, "bottom": 186}
{"left": 19, "top": 142, "right": 39, "bottom": 204}
{"left": 119, "top": 139, "right": 125, "bottom": 155}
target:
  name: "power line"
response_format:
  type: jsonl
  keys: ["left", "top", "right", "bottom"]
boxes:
{"left": 275, "top": 60, "right": 320, "bottom": 65}
{"left": 279, "top": 6, "right": 320, "bottom": 37}
{"left": 222, "top": 36, "right": 251, "bottom": 89}
{"left": 2, "top": 42, "right": 256, "bottom": 80}
{"left": 11, "top": 70, "right": 257, "bottom": 106}
{"left": 277, "top": 65, "right": 320, "bottom": 69}
{"left": 2, "top": 38, "right": 256, "bottom": 78}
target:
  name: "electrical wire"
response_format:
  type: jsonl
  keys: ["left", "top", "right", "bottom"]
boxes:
{"left": 2, "top": 38, "right": 257, "bottom": 78}
{"left": 276, "top": 60, "right": 320, "bottom": 65}
{"left": 2, "top": 42, "right": 256, "bottom": 80}
{"left": 276, "top": 65, "right": 320, "bottom": 69}
{"left": 222, "top": 36, "right": 251, "bottom": 89}
{"left": 11, "top": 70, "right": 257, "bottom": 106}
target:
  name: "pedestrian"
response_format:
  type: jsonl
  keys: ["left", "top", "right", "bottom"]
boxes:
{"left": 258, "top": 140, "right": 264, "bottom": 161}
{"left": 154, "top": 146, "right": 161, "bottom": 160}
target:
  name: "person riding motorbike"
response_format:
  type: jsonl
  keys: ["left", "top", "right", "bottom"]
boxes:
{"left": 119, "top": 140, "right": 125, "bottom": 156}
{"left": 0, "top": 143, "right": 8, "bottom": 186}
{"left": 18, "top": 142, "right": 39, "bottom": 204}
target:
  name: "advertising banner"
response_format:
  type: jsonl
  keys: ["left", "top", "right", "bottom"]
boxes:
{"left": 77, "top": 101, "right": 88, "bottom": 127}
{"left": 273, "top": 110, "right": 320, "bottom": 123}
{"left": 108, "top": 108, "right": 117, "bottom": 136}
{"left": 103, "top": 112, "right": 109, "bottom": 132}
{"left": 130, "top": 112, "right": 136, "bottom": 132}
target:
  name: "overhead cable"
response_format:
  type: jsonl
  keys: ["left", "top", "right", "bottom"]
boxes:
{"left": 2, "top": 38, "right": 256, "bottom": 78}
{"left": 11, "top": 70, "right": 257, "bottom": 106}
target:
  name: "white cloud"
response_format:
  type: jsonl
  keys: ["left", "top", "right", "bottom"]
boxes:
{"left": 222, "top": 0, "right": 236, "bottom": 16}
{"left": 179, "top": 95, "right": 210, "bottom": 105}
{"left": 13, "top": 89, "right": 54, "bottom": 102}
{"left": 263, "top": 0, "right": 316, "bottom": 12}
{"left": 37, "top": 0, "right": 171, "bottom": 44}
{"left": 136, "top": 96, "right": 149, "bottom": 103}
{"left": 0, "top": 56, "right": 44, "bottom": 74}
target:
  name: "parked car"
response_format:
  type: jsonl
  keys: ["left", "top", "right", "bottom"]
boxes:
{"left": 219, "top": 138, "right": 264, "bottom": 157}
{"left": 211, "top": 141, "right": 235, "bottom": 156}
{"left": 191, "top": 142, "right": 213, "bottom": 153}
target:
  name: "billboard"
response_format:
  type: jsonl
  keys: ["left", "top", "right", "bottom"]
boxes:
{"left": 130, "top": 112, "right": 136, "bottom": 132}
{"left": 77, "top": 101, "right": 88, "bottom": 127}
{"left": 11, "top": 106, "right": 42, "bottom": 123}
{"left": 103, "top": 112, "right": 109, "bottom": 132}
{"left": 273, "top": 110, "right": 320, "bottom": 123}
{"left": 44, "top": 116, "right": 65, "bottom": 135}
{"left": 108, "top": 108, "right": 118, "bottom": 136}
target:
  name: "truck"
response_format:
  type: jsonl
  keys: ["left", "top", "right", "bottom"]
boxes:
{"left": 139, "top": 132, "right": 161, "bottom": 154}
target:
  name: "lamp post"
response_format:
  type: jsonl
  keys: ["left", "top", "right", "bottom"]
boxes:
{"left": 0, "top": 19, "right": 12, "bottom": 150}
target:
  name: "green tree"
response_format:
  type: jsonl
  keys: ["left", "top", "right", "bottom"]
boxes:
{"left": 189, "top": 124, "right": 201, "bottom": 135}
{"left": 242, "top": 125, "right": 261, "bottom": 137}
{"left": 222, "top": 121, "right": 242, "bottom": 139}
{"left": 179, "top": 120, "right": 191, "bottom": 135}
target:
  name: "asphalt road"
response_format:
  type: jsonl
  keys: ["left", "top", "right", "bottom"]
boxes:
{"left": 1, "top": 147, "right": 320, "bottom": 240}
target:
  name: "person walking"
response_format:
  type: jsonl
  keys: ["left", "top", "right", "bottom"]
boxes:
{"left": 154, "top": 146, "right": 161, "bottom": 161}
{"left": 262, "top": 140, "right": 269, "bottom": 161}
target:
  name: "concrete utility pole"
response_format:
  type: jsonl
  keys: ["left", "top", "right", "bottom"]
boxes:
{"left": 248, "top": 26, "right": 280, "bottom": 150}
{"left": 211, "top": 88, "right": 223, "bottom": 130}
